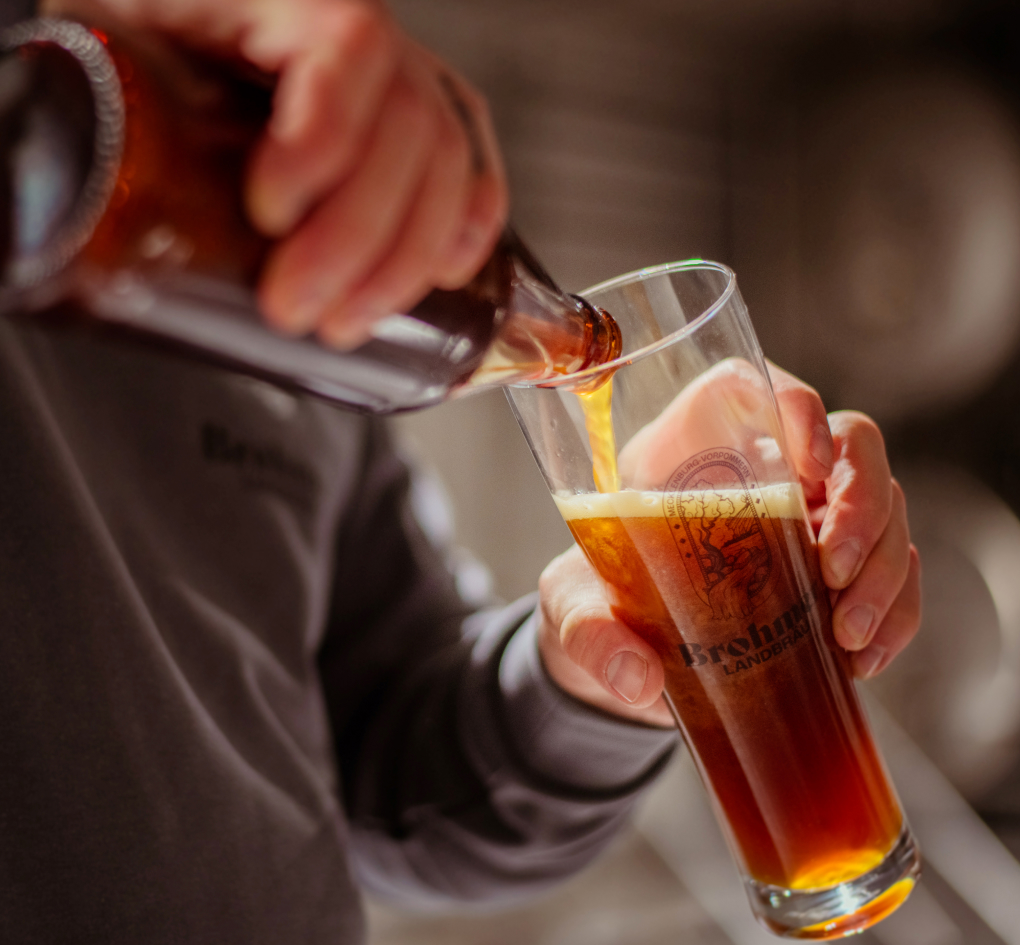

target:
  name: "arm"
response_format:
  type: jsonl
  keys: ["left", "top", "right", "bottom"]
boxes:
{"left": 37, "top": 0, "right": 673, "bottom": 902}
{"left": 318, "top": 420, "right": 676, "bottom": 906}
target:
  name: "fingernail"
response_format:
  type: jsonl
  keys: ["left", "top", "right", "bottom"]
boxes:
{"left": 828, "top": 540, "right": 861, "bottom": 587}
{"left": 841, "top": 604, "right": 875, "bottom": 648}
{"left": 248, "top": 181, "right": 307, "bottom": 236}
{"left": 855, "top": 646, "right": 885, "bottom": 679}
{"left": 270, "top": 282, "right": 334, "bottom": 336}
{"left": 810, "top": 423, "right": 833, "bottom": 469}
{"left": 319, "top": 322, "right": 364, "bottom": 350}
{"left": 278, "top": 296, "right": 325, "bottom": 335}
{"left": 606, "top": 651, "right": 648, "bottom": 704}
{"left": 319, "top": 312, "right": 376, "bottom": 350}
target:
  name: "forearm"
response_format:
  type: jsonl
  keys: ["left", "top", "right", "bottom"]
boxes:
{"left": 346, "top": 599, "right": 676, "bottom": 907}
{"left": 320, "top": 422, "right": 674, "bottom": 907}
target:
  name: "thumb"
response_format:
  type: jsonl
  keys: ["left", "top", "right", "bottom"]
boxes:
{"left": 538, "top": 546, "right": 668, "bottom": 720}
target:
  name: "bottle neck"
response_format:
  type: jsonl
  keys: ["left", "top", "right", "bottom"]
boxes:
{"left": 463, "top": 232, "right": 621, "bottom": 391}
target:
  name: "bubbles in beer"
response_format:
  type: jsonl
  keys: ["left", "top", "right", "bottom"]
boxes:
{"left": 556, "top": 486, "right": 905, "bottom": 895}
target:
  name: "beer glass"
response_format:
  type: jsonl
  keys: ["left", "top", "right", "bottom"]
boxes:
{"left": 505, "top": 261, "right": 921, "bottom": 939}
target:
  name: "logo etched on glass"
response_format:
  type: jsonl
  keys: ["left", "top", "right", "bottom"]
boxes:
{"left": 664, "top": 447, "right": 774, "bottom": 619}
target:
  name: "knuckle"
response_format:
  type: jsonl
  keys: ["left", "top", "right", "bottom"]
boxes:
{"left": 860, "top": 491, "right": 891, "bottom": 534}
{"left": 779, "top": 371, "right": 822, "bottom": 404}
{"left": 491, "top": 181, "right": 510, "bottom": 227}
{"left": 889, "top": 479, "right": 909, "bottom": 521}
{"left": 551, "top": 544, "right": 589, "bottom": 577}
{"left": 558, "top": 607, "right": 595, "bottom": 656}
{"left": 842, "top": 410, "right": 886, "bottom": 451}
{"left": 905, "top": 613, "right": 921, "bottom": 641}
{"left": 895, "top": 606, "right": 922, "bottom": 649}
{"left": 443, "top": 70, "right": 486, "bottom": 115}
{"left": 463, "top": 83, "right": 490, "bottom": 121}
{"left": 388, "top": 79, "right": 419, "bottom": 121}
{"left": 390, "top": 81, "right": 437, "bottom": 144}
{"left": 331, "top": 3, "right": 393, "bottom": 60}
{"left": 437, "top": 112, "right": 470, "bottom": 170}
{"left": 538, "top": 553, "right": 573, "bottom": 603}
{"left": 415, "top": 96, "right": 440, "bottom": 144}
{"left": 801, "top": 386, "right": 826, "bottom": 418}
{"left": 908, "top": 543, "right": 922, "bottom": 589}
{"left": 782, "top": 388, "right": 827, "bottom": 437}
{"left": 473, "top": 174, "right": 509, "bottom": 230}
{"left": 538, "top": 550, "right": 567, "bottom": 586}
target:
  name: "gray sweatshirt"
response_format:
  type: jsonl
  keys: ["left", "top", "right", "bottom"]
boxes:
{"left": 0, "top": 315, "right": 676, "bottom": 943}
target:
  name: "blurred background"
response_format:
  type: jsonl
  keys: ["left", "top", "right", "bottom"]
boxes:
{"left": 377, "top": 0, "right": 1019, "bottom": 942}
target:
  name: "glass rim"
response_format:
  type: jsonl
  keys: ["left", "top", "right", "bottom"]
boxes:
{"left": 513, "top": 258, "right": 737, "bottom": 390}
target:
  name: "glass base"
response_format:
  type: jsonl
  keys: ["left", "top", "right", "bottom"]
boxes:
{"left": 745, "top": 827, "right": 921, "bottom": 940}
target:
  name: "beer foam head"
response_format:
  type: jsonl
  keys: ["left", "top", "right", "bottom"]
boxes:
{"left": 553, "top": 483, "right": 804, "bottom": 520}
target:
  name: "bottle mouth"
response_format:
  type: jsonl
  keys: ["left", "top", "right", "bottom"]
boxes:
{"left": 0, "top": 20, "right": 125, "bottom": 289}
{"left": 569, "top": 293, "right": 623, "bottom": 369}
{"left": 518, "top": 260, "right": 737, "bottom": 390}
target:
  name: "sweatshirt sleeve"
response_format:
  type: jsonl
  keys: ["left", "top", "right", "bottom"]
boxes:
{"left": 316, "top": 419, "right": 677, "bottom": 908}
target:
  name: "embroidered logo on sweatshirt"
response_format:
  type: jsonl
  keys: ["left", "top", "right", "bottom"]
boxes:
{"left": 200, "top": 422, "right": 319, "bottom": 511}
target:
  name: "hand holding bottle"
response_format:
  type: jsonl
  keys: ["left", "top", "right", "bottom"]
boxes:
{"left": 43, "top": 0, "right": 509, "bottom": 349}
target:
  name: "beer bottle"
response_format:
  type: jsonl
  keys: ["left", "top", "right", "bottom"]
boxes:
{"left": 0, "top": 18, "right": 620, "bottom": 413}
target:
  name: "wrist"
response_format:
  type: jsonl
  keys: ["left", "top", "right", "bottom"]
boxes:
{"left": 499, "top": 612, "right": 678, "bottom": 792}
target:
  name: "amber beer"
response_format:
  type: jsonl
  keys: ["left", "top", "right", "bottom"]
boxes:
{"left": 555, "top": 464, "right": 910, "bottom": 926}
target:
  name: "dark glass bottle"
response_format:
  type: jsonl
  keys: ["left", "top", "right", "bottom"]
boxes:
{"left": 0, "top": 18, "right": 620, "bottom": 413}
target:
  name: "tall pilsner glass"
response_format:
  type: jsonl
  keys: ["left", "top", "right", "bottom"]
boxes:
{"left": 506, "top": 261, "right": 920, "bottom": 940}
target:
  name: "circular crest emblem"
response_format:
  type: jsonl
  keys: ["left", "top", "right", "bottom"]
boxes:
{"left": 663, "top": 448, "right": 775, "bottom": 619}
